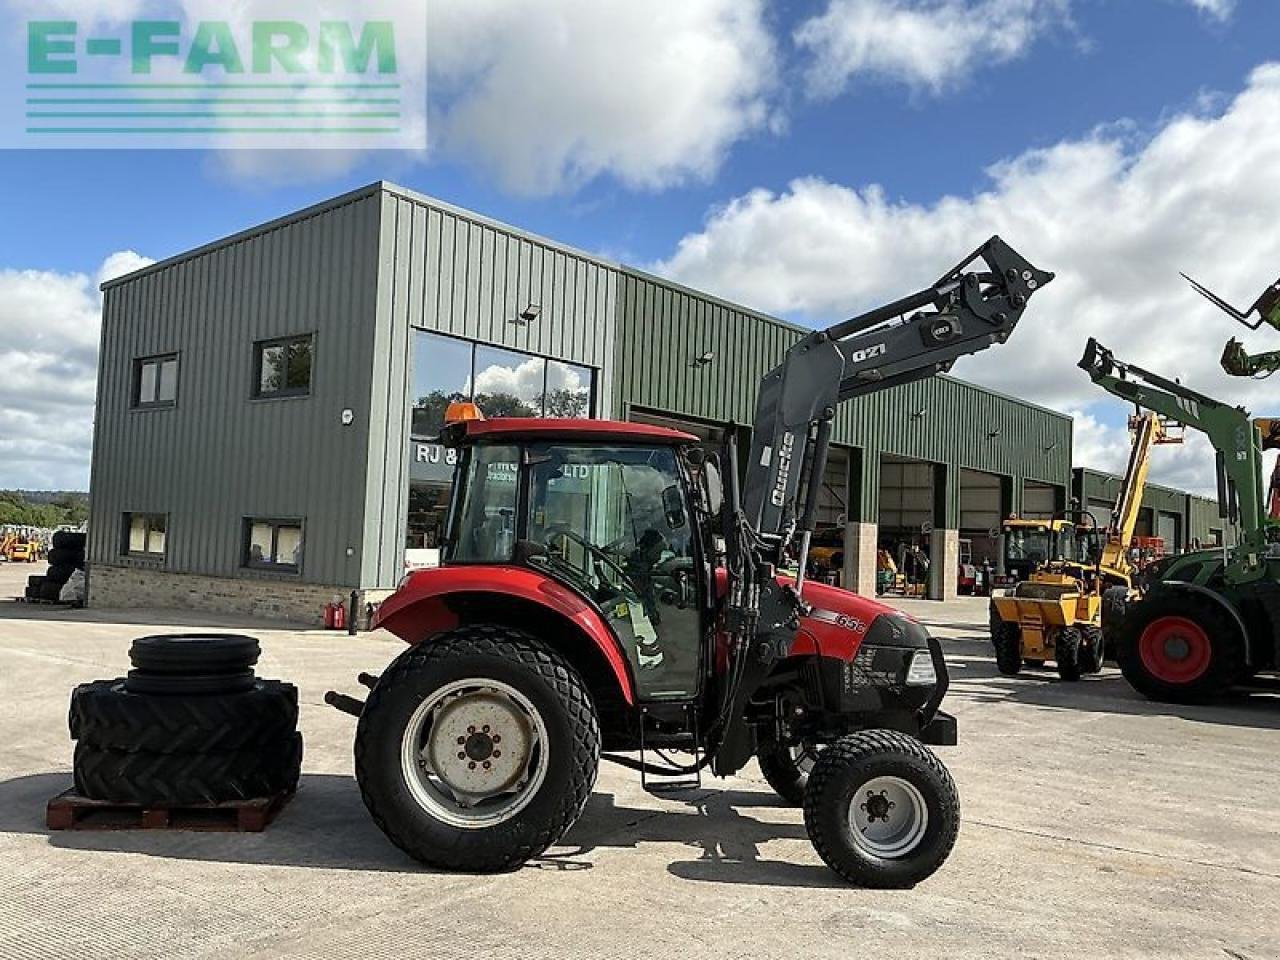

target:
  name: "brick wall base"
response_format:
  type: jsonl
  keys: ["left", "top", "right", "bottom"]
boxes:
{"left": 88, "top": 564, "right": 395, "bottom": 627}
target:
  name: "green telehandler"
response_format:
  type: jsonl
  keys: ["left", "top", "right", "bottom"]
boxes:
{"left": 1078, "top": 338, "right": 1280, "bottom": 702}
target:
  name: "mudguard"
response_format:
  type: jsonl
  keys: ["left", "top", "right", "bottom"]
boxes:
{"left": 372, "top": 565, "right": 637, "bottom": 704}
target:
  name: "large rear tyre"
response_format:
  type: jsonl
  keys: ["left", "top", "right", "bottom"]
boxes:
{"left": 991, "top": 622, "right": 1023, "bottom": 676}
{"left": 355, "top": 625, "right": 600, "bottom": 873}
{"left": 803, "top": 730, "right": 960, "bottom": 888}
{"left": 1101, "top": 586, "right": 1129, "bottom": 659}
{"left": 1055, "top": 627, "right": 1082, "bottom": 681}
{"left": 1116, "top": 593, "right": 1245, "bottom": 703}
{"left": 757, "top": 740, "right": 819, "bottom": 806}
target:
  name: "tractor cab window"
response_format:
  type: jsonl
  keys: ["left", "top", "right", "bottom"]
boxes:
{"left": 451, "top": 445, "right": 520, "bottom": 562}
{"left": 1005, "top": 526, "right": 1050, "bottom": 567}
{"left": 525, "top": 443, "right": 701, "bottom": 700}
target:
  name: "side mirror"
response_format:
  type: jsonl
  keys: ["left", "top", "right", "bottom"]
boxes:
{"left": 662, "top": 484, "right": 686, "bottom": 529}
{"left": 702, "top": 455, "right": 725, "bottom": 516}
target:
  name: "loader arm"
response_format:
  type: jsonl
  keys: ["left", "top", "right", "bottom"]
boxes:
{"left": 1078, "top": 337, "right": 1269, "bottom": 581}
{"left": 742, "top": 236, "right": 1054, "bottom": 559}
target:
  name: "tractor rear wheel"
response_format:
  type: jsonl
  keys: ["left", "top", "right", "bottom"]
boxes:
{"left": 803, "top": 730, "right": 960, "bottom": 888}
{"left": 1101, "top": 586, "right": 1129, "bottom": 660}
{"left": 757, "top": 739, "right": 820, "bottom": 806}
{"left": 1055, "top": 627, "right": 1082, "bottom": 681}
{"left": 1078, "top": 625, "right": 1105, "bottom": 674}
{"left": 1115, "top": 592, "right": 1245, "bottom": 703}
{"left": 991, "top": 622, "right": 1022, "bottom": 676}
{"left": 355, "top": 625, "right": 600, "bottom": 873}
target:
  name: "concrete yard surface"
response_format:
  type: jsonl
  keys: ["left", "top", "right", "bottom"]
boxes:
{"left": 1, "top": 561, "right": 1278, "bottom": 960}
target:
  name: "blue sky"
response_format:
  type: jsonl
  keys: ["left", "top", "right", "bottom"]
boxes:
{"left": 3, "top": 0, "right": 1280, "bottom": 491}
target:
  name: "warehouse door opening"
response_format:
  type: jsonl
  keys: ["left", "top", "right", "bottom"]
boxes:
{"left": 959, "top": 468, "right": 1002, "bottom": 594}
{"left": 1022, "top": 480, "right": 1061, "bottom": 519}
{"left": 878, "top": 456, "right": 935, "bottom": 597}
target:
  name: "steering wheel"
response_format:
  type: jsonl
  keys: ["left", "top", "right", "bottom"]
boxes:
{"left": 543, "top": 524, "right": 632, "bottom": 583}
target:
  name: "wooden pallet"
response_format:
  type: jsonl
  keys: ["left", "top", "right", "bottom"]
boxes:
{"left": 46, "top": 788, "right": 294, "bottom": 833}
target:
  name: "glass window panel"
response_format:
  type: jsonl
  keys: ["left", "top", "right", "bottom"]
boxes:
{"left": 545, "top": 360, "right": 593, "bottom": 418}
{"left": 451, "top": 445, "right": 520, "bottom": 562}
{"left": 286, "top": 339, "right": 312, "bottom": 390}
{"left": 276, "top": 524, "right": 303, "bottom": 567}
{"left": 157, "top": 359, "right": 178, "bottom": 402}
{"left": 249, "top": 522, "right": 274, "bottom": 564}
{"left": 149, "top": 524, "right": 166, "bottom": 556}
{"left": 473, "top": 345, "right": 545, "bottom": 418}
{"left": 128, "top": 515, "right": 147, "bottom": 552}
{"left": 412, "top": 332, "right": 475, "bottom": 437}
{"left": 259, "top": 344, "right": 285, "bottom": 395}
{"left": 138, "top": 361, "right": 158, "bottom": 404}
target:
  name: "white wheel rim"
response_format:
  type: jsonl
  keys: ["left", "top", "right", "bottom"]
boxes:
{"left": 400, "top": 678, "right": 549, "bottom": 830}
{"left": 849, "top": 775, "right": 929, "bottom": 858}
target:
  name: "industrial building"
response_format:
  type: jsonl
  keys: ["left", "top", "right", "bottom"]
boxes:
{"left": 87, "top": 182, "right": 1226, "bottom": 623}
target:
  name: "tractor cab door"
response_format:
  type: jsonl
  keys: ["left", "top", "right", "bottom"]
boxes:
{"left": 522, "top": 443, "right": 703, "bottom": 701}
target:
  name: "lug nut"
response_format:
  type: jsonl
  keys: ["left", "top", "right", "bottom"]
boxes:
{"left": 457, "top": 752, "right": 466, "bottom": 760}
{"left": 457, "top": 736, "right": 466, "bottom": 745}
{"left": 482, "top": 725, "right": 490, "bottom": 733}
{"left": 467, "top": 725, "right": 475, "bottom": 734}
{"left": 493, "top": 750, "right": 501, "bottom": 758}
{"left": 483, "top": 761, "right": 491, "bottom": 770}
{"left": 492, "top": 735, "right": 501, "bottom": 744}
{"left": 468, "top": 762, "right": 476, "bottom": 770}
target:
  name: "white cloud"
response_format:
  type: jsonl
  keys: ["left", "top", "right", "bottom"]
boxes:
{"left": 430, "top": 0, "right": 777, "bottom": 194}
{"left": 795, "top": 0, "right": 1070, "bottom": 97}
{"left": 1185, "top": 0, "right": 1234, "bottom": 21}
{"left": 657, "top": 63, "right": 1280, "bottom": 494}
{"left": 0, "top": 252, "right": 154, "bottom": 491}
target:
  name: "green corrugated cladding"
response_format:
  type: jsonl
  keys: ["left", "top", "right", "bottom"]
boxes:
{"left": 614, "top": 269, "right": 1073, "bottom": 527}
{"left": 1072, "top": 467, "right": 1236, "bottom": 549}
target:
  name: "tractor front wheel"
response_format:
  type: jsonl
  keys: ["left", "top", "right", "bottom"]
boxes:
{"left": 355, "top": 625, "right": 600, "bottom": 873}
{"left": 802, "top": 730, "right": 960, "bottom": 888}
{"left": 1116, "top": 593, "right": 1245, "bottom": 703}
{"left": 757, "top": 739, "right": 820, "bottom": 806}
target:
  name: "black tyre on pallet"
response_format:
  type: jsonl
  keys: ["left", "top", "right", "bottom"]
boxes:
{"left": 757, "top": 739, "right": 820, "bottom": 806}
{"left": 802, "top": 730, "right": 960, "bottom": 888}
{"left": 52, "top": 531, "right": 86, "bottom": 551}
{"left": 47, "top": 548, "right": 84, "bottom": 569}
{"left": 124, "top": 670, "right": 256, "bottom": 696}
{"left": 991, "top": 621, "right": 1023, "bottom": 676}
{"left": 38, "top": 580, "right": 63, "bottom": 602}
{"left": 70, "top": 678, "right": 298, "bottom": 752}
{"left": 1078, "top": 625, "right": 1105, "bottom": 674}
{"left": 44, "top": 563, "right": 75, "bottom": 586}
{"left": 355, "top": 625, "right": 600, "bottom": 873}
{"left": 1055, "top": 627, "right": 1082, "bottom": 681}
{"left": 1115, "top": 591, "right": 1245, "bottom": 703}
{"left": 74, "top": 733, "right": 302, "bottom": 805}
{"left": 27, "top": 575, "right": 44, "bottom": 590}
{"left": 129, "top": 634, "right": 260, "bottom": 675}
{"left": 24, "top": 583, "right": 42, "bottom": 600}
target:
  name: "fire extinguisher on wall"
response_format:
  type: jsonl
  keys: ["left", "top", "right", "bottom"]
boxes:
{"left": 323, "top": 601, "right": 336, "bottom": 630}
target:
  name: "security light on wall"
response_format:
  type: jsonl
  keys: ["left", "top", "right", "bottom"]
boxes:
{"left": 513, "top": 303, "right": 542, "bottom": 325}
{"left": 987, "top": 427, "right": 1002, "bottom": 439}
{"left": 694, "top": 351, "right": 715, "bottom": 367}
{"left": 911, "top": 407, "right": 928, "bottom": 420}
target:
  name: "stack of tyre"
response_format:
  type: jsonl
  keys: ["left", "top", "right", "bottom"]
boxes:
{"left": 24, "top": 530, "right": 86, "bottom": 603}
{"left": 69, "top": 634, "right": 302, "bottom": 805}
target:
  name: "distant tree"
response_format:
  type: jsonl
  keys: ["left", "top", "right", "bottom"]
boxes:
{"left": 474, "top": 392, "right": 538, "bottom": 418}
{"left": 544, "top": 388, "right": 589, "bottom": 419}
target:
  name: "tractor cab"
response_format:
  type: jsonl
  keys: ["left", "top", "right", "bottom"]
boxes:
{"left": 437, "top": 412, "right": 713, "bottom": 701}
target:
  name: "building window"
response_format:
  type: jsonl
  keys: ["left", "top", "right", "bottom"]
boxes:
{"left": 244, "top": 518, "right": 303, "bottom": 572}
{"left": 123, "top": 513, "right": 167, "bottom": 558}
{"left": 133, "top": 354, "right": 178, "bottom": 408}
{"left": 410, "top": 331, "right": 595, "bottom": 437}
{"left": 254, "top": 335, "right": 313, "bottom": 399}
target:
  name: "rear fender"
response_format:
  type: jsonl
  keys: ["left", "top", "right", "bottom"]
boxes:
{"left": 373, "top": 565, "right": 637, "bottom": 704}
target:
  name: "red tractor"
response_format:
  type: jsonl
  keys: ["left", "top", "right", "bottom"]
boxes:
{"left": 331, "top": 238, "right": 1052, "bottom": 887}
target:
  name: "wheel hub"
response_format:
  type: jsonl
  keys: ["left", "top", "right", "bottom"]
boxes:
{"left": 427, "top": 690, "right": 532, "bottom": 799}
{"left": 848, "top": 775, "right": 929, "bottom": 859}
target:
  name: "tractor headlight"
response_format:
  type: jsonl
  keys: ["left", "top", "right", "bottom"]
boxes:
{"left": 904, "top": 650, "right": 937, "bottom": 686}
